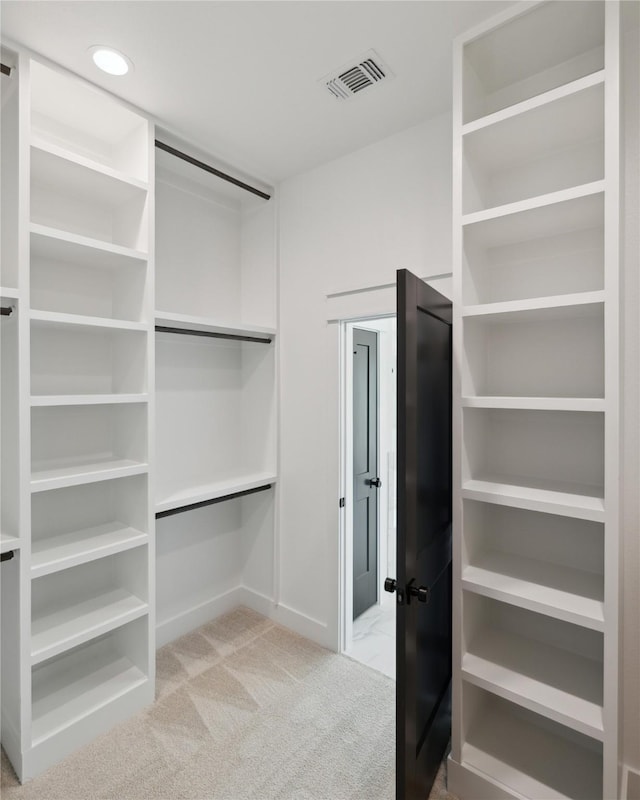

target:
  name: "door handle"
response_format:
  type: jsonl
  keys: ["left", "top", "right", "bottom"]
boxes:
{"left": 384, "top": 577, "right": 404, "bottom": 604}
{"left": 367, "top": 477, "right": 382, "bottom": 488}
{"left": 385, "top": 577, "right": 430, "bottom": 606}
{"left": 406, "top": 579, "right": 430, "bottom": 604}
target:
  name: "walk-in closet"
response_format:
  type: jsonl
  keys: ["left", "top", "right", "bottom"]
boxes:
{"left": 1, "top": 2, "right": 638, "bottom": 799}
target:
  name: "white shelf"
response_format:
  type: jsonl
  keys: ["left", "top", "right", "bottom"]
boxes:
{"left": 32, "top": 522, "right": 148, "bottom": 579}
{"left": 155, "top": 311, "right": 276, "bottom": 341}
{"left": 463, "top": 78, "right": 603, "bottom": 172}
{"left": 31, "top": 394, "right": 149, "bottom": 407}
{"left": 462, "top": 185, "right": 604, "bottom": 255}
{"left": 31, "top": 588, "right": 148, "bottom": 665}
{"left": 31, "top": 309, "right": 147, "bottom": 333}
{"left": 31, "top": 458, "right": 148, "bottom": 493}
{"left": 30, "top": 223, "right": 148, "bottom": 267}
{"left": 462, "top": 180, "right": 605, "bottom": 228}
{"left": 462, "top": 476, "right": 605, "bottom": 522}
{"left": 462, "top": 71, "right": 605, "bottom": 136}
{"left": 156, "top": 471, "right": 277, "bottom": 515}
{"left": 462, "top": 0, "right": 604, "bottom": 125}
{"left": 463, "top": 695, "right": 602, "bottom": 800}
{"left": 1, "top": 532, "right": 20, "bottom": 554}
{"left": 462, "top": 397, "right": 605, "bottom": 412}
{"left": 31, "top": 642, "right": 147, "bottom": 746}
{"left": 462, "top": 291, "right": 605, "bottom": 323}
{"left": 463, "top": 627, "right": 603, "bottom": 740}
{"left": 30, "top": 139, "right": 147, "bottom": 212}
{"left": 0, "top": 286, "right": 19, "bottom": 301}
{"left": 463, "top": 551, "right": 604, "bottom": 631}
{"left": 31, "top": 137, "right": 148, "bottom": 195}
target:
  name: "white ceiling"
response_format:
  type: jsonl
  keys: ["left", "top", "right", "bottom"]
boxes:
{"left": 0, "top": 1, "right": 512, "bottom": 184}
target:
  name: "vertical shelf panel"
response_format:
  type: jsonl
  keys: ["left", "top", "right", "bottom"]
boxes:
{"left": 451, "top": 3, "right": 618, "bottom": 799}
{"left": 11, "top": 55, "right": 157, "bottom": 783}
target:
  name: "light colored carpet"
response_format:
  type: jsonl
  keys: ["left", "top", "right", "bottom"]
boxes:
{"left": 1, "top": 607, "right": 456, "bottom": 800}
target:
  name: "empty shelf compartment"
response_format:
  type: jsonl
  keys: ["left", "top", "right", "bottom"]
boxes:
{"left": 462, "top": 1, "right": 604, "bottom": 123}
{"left": 462, "top": 190, "right": 603, "bottom": 306}
{"left": 31, "top": 620, "right": 149, "bottom": 746}
{"left": 463, "top": 407, "right": 604, "bottom": 510}
{"left": 30, "top": 60, "right": 149, "bottom": 181}
{"left": 463, "top": 79, "right": 604, "bottom": 214}
{"left": 462, "top": 303, "right": 603, "bottom": 399}
{"left": 463, "top": 501, "right": 604, "bottom": 627}
{"left": 31, "top": 228, "right": 147, "bottom": 322}
{"left": 31, "top": 547, "right": 149, "bottom": 664}
{"left": 31, "top": 318, "right": 147, "bottom": 396}
{"left": 463, "top": 594, "right": 603, "bottom": 738}
{"left": 462, "top": 685, "right": 602, "bottom": 800}
{"left": 31, "top": 404, "right": 148, "bottom": 492}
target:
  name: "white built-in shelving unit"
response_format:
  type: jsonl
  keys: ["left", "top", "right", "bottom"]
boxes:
{"left": 1, "top": 47, "right": 26, "bottom": 789}
{"left": 450, "top": 2, "right": 620, "bottom": 799}
{"left": 1, "top": 43, "right": 278, "bottom": 783}
{"left": 1, "top": 54, "right": 155, "bottom": 781}
{"left": 154, "top": 136, "right": 277, "bottom": 646}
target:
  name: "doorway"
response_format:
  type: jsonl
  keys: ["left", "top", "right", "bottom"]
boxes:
{"left": 341, "top": 315, "right": 397, "bottom": 680}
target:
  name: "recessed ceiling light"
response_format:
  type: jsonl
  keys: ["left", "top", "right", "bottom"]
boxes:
{"left": 89, "top": 46, "right": 132, "bottom": 76}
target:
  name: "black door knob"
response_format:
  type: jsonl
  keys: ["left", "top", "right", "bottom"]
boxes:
{"left": 407, "top": 582, "right": 430, "bottom": 604}
{"left": 384, "top": 578, "right": 397, "bottom": 593}
{"left": 368, "top": 477, "right": 382, "bottom": 488}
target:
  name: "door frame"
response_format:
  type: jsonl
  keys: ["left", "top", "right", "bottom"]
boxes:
{"left": 338, "top": 314, "right": 394, "bottom": 654}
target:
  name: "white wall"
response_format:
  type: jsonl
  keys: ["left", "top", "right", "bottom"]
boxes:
{"left": 622, "top": 0, "right": 640, "bottom": 776}
{"left": 277, "top": 113, "right": 452, "bottom": 648}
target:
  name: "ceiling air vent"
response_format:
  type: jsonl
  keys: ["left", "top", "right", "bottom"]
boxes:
{"left": 321, "top": 50, "right": 394, "bottom": 100}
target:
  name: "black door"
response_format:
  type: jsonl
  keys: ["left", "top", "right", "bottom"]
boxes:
{"left": 353, "top": 327, "right": 379, "bottom": 619}
{"left": 393, "top": 269, "right": 452, "bottom": 800}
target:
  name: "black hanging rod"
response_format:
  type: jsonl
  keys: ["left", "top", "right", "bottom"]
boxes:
{"left": 1, "top": 306, "right": 14, "bottom": 317}
{"left": 155, "top": 325, "right": 272, "bottom": 344}
{"left": 1, "top": 551, "right": 15, "bottom": 562}
{"left": 155, "top": 140, "right": 271, "bottom": 201}
{"left": 1, "top": 63, "right": 12, "bottom": 77}
{"left": 156, "top": 483, "right": 272, "bottom": 519}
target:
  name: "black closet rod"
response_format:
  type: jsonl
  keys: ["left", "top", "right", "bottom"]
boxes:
{"left": 156, "top": 483, "right": 272, "bottom": 519}
{"left": 155, "top": 325, "right": 272, "bottom": 344}
{"left": 0, "top": 63, "right": 12, "bottom": 77}
{"left": 1, "top": 306, "right": 14, "bottom": 316}
{"left": 1, "top": 551, "right": 15, "bottom": 563}
{"left": 155, "top": 140, "right": 271, "bottom": 201}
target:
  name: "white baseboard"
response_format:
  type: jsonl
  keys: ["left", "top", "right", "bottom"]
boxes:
{"left": 236, "top": 586, "right": 276, "bottom": 617}
{"left": 156, "top": 586, "right": 245, "bottom": 647}
{"left": 448, "top": 755, "right": 527, "bottom": 800}
{"left": 623, "top": 764, "right": 640, "bottom": 799}
{"left": 155, "top": 586, "right": 334, "bottom": 651}
{"left": 270, "top": 602, "right": 333, "bottom": 650}
{"left": 1, "top": 711, "right": 23, "bottom": 781}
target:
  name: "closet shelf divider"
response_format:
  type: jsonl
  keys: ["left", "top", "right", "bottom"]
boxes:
{"left": 462, "top": 180, "right": 605, "bottom": 228}
{"left": 30, "top": 137, "right": 149, "bottom": 197}
{"left": 31, "top": 458, "right": 149, "bottom": 493}
{"left": 31, "top": 523, "right": 149, "bottom": 579}
{"left": 31, "top": 589, "right": 148, "bottom": 665}
{"left": 461, "top": 70, "right": 605, "bottom": 136}
{"left": 30, "top": 310, "right": 148, "bottom": 333}
{"left": 462, "top": 627, "right": 604, "bottom": 740}
{"left": 30, "top": 223, "right": 148, "bottom": 265}
{"left": 462, "top": 551, "right": 604, "bottom": 632}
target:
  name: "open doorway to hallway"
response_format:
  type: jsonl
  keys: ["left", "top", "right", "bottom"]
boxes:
{"left": 341, "top": 316, "right": 397, "bottom": 680}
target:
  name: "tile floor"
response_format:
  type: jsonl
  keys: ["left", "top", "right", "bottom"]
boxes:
{"left": 345, "top": 593, "right": 396, "bottom": 679}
